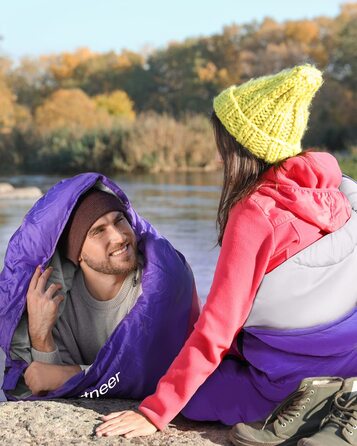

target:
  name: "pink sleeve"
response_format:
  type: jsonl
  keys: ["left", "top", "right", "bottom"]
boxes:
{"left": 139, "top": 199, "right": 275, "bottom": 430}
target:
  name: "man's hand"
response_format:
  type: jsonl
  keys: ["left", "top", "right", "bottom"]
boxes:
{"left": 96, "top": 410, "right": 157, "bottom": 438}
{"left": 24, "top": 362, "right": 81, "bottom": 395}
{"left": 27, "top": 266, "right": 64, "bottom": 351}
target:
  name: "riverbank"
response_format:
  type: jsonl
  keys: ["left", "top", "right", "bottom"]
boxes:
{"left": 0, "top": 183, "right": 42, "bottom": 199}
{"left": 0, "top": 398, "right": 231, "bottom": 445}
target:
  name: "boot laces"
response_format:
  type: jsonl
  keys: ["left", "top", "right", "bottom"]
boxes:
{"left": 321, "top": 393, "right": 357, "bottom": 436}
{"left": 262, "top": 385, "right": 313, "bottom": 430}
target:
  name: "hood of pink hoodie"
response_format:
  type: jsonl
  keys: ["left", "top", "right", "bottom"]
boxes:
{"left": 259, "top": 152, "right": 351, "bottom": 232}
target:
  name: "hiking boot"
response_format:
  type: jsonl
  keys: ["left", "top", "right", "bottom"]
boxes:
{"left": 229, "top": 377, "right": 343, "bottom": 446}
{"left": 297, "top": 378, "right": 357, "bottom": 446}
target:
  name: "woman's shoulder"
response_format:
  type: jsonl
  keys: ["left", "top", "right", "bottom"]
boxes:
{"left": 230, "top": 190, "right": 297, "bottom": 232}
{"left": 228, "top": 194, "right": 276, "bottom": 232}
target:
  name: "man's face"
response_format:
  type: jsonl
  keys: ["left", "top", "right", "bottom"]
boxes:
{"left": 80, "top": 211, "right": 138, "bottom": 276}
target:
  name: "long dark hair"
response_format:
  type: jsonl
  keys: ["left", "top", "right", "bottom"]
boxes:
{"left": 211, "top": 112, "right": 272, "bottom": 245}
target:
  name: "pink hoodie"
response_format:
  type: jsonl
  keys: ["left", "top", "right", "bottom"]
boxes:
{"left": 139, "top": 152, "right": 351, "bottom": 430}
{"left": 260, "top": 152, "right": 349, "bottom": 233}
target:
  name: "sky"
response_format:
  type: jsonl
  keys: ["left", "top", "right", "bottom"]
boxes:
{"left": 0, "top": 0, "right": 346, "bottom": 60}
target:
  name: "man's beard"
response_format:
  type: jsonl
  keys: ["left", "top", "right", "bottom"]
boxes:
{"left": 81, "top": 250, "right": 138, "bottom": 276}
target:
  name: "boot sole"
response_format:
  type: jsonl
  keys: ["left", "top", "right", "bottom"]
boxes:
{"left": 228, "top": 430, "right": 309, "bottom": 446}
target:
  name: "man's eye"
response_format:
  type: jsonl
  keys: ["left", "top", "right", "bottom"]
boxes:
{"left": 115, "top": 218, "right": 124, "bottom": 225}
{"left": 93, "top": 228, "right": 104, "bottom": 236}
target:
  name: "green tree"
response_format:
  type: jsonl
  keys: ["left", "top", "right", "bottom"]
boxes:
{"left": 9, "top": 57, "right": 56, "bottom": 111}
{"left": 305, "top": 77, "right": 357, "bottom": 151}
{"left": 331, "top": 3, "right": 357, "bottom": 89}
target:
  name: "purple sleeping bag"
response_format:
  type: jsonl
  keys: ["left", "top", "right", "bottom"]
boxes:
{"left": 0, "top": 173, "right": 200, "bottom": 401}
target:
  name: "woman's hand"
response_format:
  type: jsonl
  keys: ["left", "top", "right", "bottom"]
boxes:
{"left": 27, "top": 266, "right": 64, "bottom": 351}
{"left": 96, "top": 410, "right": 157, "bottom": 438}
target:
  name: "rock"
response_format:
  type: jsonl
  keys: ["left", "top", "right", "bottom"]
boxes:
{"left": 0, "top": 183, "right": 42, "bottom": 199}
{"left": 0, "top": 183, "right": 14, "bottom": 193}
{"left": 0, "top": 399, "right": 231, "bottom": 445}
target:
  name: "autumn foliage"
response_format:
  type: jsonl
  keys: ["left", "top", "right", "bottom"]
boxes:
{"left": 94, "top": 90, "right": 135, "bottom": 121}
{"left": 0, "top": 4, "right": 356, "bottom": 174}
{"left": 35, "top": 89, "right": 113, "bottom": 135}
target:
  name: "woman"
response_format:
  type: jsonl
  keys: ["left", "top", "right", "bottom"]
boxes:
{"left": 96, "top": 65, "right": 357, "bottom": 439}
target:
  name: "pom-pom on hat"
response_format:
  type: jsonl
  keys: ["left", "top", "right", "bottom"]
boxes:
{"left": 213, "top": 65, "right": 323, "bottom": 163}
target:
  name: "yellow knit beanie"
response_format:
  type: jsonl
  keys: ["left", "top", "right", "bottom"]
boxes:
{"left": 213, "top": 65, "right": 323, "bottom": 163}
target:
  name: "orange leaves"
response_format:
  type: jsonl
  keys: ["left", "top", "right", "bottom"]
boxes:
{"left": 285, "top": 21, "right": 320, "bottom": 44}
{"left": 0, "top": 80, "right": 16, "bottom": 134}
{"left": 34, "top": 88, "right": 137, "bottom": 137}
{"left": 44, "top": 48, "right": 95, "bottom": 81}
{"left": 34, "top": 88, "right": 112, "bottom": 136}
{"left": 197, "top": 62, "right": 218, "bottom": 83}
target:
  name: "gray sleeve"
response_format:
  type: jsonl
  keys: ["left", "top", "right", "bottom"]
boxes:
{"left": 30, "top": 346, "right": 91, "bottom": 372}
{"left": 31, "top": 346, "right": 62, "bottom": 364}
{"left": 52, "top": 325, "right": 78, "bottom": 365}
{"left": 52, "top": 326, "right": 92, "bottom": 373}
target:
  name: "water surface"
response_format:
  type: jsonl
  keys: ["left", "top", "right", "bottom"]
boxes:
{"left": 0, "top": 171, "right": 222, "bottom": 300}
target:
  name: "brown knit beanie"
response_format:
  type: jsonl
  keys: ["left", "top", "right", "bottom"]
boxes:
{"left": 62, "top": 189, "right": 127, "bottom": 265}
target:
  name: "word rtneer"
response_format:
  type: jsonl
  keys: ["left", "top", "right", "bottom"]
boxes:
{"left": 80, "top": 372, "right": 120, "bottom": 398}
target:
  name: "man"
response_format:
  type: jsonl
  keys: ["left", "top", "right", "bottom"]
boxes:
{"left": 0, "top": 173, "right": 199, "bottom": 401}
{"left": 25, "top": 190, "right": 143, "bottom": 395}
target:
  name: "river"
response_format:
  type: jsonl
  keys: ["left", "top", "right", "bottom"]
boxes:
{"left": 0, "top": 171, "right": 222, "bottom": 301}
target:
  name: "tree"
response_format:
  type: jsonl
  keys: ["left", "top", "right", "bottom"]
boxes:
{"left": 143, "top": 38, "right": 222, "bottom": 115}
{"left": 305, "top": 77, "right": 357, "bottom": 151}
{"left": 35, "top": 88, "right": 112, "bottom": 136}
{"left": 0, "top": 79, "right": 15, "bottom": 133}
{"left": 331, "top": 4, "right": 357, "bottom": 89}
{"left": 70, "top": 50, "right": 146, "bottom": 96}
{"left": 44, "top": 47, "right": 94, "bottom": 82}
{"left": 9, "top": 56, "right": 56, "bottom": 110}
{"left": 94, "top": 90, "right": 135, "bottom": 121}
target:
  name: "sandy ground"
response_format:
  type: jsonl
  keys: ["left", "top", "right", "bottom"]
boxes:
{"left": 0, "top": 398, "right": 232, "bottom": 445}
